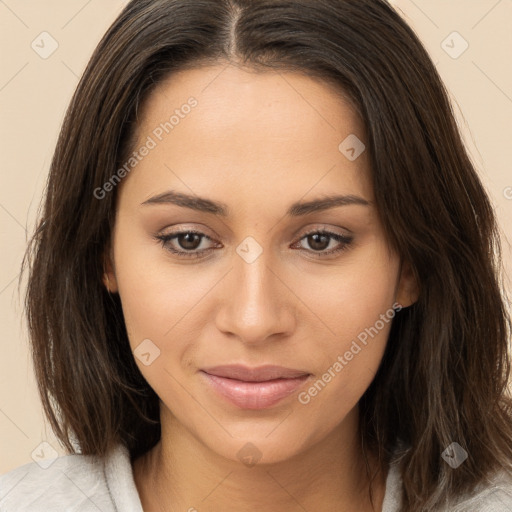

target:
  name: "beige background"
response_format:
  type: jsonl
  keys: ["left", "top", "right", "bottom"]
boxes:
{"left": 0, "top": 0, "right": 511, "bottom": 474}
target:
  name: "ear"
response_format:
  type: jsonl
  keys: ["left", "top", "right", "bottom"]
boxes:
{"left": 395, "top": 260, "right": 419, "bottom": 308}
{"left": 102, "top": 245, "right": 119, "bottom": 294}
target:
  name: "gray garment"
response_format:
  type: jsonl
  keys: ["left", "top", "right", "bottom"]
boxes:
{"left": 1, "top": 443, "right": 512, "bottom": 511}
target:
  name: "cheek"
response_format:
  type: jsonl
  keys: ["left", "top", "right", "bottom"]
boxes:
{"left": 295, "top": 301, "right": 396, "bottom": 435}
{"left": 113, "top": 256, "right": 203, "bottom": 395}
{"left": 292, "top": 236, "right": 399, "bottom": 342}
{"left": 110, "top": 236, "right": 184, "bottom": 384}
{"left": 293, "top": 239, "right": 398, "bottom": 408}
{"left": 112, "top": 221, "right": 206, "bottom": 338}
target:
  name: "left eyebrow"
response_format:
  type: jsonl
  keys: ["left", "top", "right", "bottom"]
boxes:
{"left": 287, "top": 194, "right": 371, "bottom": 216}
{"left": 140, "top": 190, "right": 371, "bottom": 217}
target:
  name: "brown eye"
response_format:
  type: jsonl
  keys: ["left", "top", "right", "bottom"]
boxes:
{"left": 175, "top": 232, "right": 203, "bottom": 251}
{"left": 293, "top": 230, "right": 354, "bottom": 258}
{"left": 306, "top": 233, "right": 331, "bottom": 251}
{"left": 154, "top": 230, "right": 217, "bottom": 259}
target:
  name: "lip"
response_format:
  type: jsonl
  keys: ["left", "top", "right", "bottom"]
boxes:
{"left": 201, "top": 364, "right": 309, "bottom": 381}
{"left": 200, "top": 365, "right": 311, "bottom": 409}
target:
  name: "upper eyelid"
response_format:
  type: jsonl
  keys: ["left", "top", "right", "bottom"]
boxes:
{"left": 159, "top": 224, "right": 352, "bottom": 240}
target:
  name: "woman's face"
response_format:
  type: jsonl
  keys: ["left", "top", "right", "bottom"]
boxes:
{"left": 105, "top": 64, "right": 417, "bottom": 464}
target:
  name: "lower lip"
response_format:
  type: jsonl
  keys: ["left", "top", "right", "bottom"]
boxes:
{"left": 200, "top": 371, "right": 310, "bottom": 409}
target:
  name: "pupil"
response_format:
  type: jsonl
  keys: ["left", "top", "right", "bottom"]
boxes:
{"left": 309, "top": 234, "right": 329, "bottom": 251}
{"left": 180, "top": 233, "right": 201, "bottom": 250}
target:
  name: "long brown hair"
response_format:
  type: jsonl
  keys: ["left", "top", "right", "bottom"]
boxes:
{"left": 21, "top": 0, "right": 512, "bottom": 510}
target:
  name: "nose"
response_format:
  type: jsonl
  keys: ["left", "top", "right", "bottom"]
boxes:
{"left": 214, "top": 247, "right": 297, "bottom": 345}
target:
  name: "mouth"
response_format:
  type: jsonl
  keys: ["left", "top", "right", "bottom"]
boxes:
{"left": 200, "top": 365, "right": 312, "bottom": 409}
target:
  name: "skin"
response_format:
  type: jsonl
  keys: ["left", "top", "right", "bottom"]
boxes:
{"left": 104, "top": 63, "right": 418, "bottom": 512}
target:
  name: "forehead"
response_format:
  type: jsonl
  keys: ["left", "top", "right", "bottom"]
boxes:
{"left": 122, "top": 64, "right": 373, "bottom": 208}
{"left": 138, "top": 63, "right": 365, "bottom": 145}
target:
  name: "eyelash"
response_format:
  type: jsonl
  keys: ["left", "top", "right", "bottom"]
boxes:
{"left": 154, "top": 228, "right": 353, "bottom": 260}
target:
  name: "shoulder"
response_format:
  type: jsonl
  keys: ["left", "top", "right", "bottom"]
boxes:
{"left": 383, "top": 442, "right": 512, "bottom": 512}
{"left": 0, "top": 448, "right": 117, "bottom": 512}
{"left": 450, "top": 468, "right": 512, "bottom": 512}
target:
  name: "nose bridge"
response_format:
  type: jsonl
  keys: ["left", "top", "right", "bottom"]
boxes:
{"left": 215, "top": 238, "right": 295, "bottom": 343}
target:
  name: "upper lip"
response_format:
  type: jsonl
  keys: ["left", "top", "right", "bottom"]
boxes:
{"left": 201, "top": 365, "right": 310, "bottom": 382}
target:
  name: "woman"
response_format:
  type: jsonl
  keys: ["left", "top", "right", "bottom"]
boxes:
{"left": 1, "top": 0, "right": 511, "bottom": 510}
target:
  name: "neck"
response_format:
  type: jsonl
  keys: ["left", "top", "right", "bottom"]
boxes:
{"left": 133, "top": 406, "right": 387, "bottom": 512}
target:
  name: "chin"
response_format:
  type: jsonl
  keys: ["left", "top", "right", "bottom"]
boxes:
{"left": 191, "top": 419, "right": 320, "bottom": 468}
